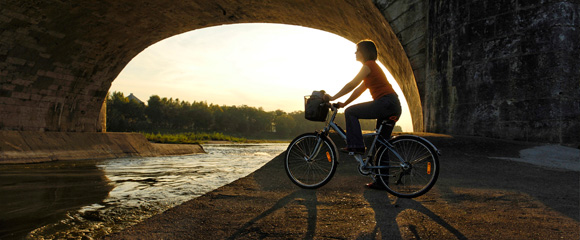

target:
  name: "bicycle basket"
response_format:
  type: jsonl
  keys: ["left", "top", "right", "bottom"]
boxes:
{"left": 304, "top": 90, "right": 328, "bottom": 122}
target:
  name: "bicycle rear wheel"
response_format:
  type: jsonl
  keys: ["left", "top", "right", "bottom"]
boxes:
{"left": 285, "top": 133, "right": 338, "bottom": 189}
{"left": 375, "top": 135, "right": 439, "bottom": 198}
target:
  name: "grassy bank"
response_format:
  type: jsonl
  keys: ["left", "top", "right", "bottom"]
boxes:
{"left": 141, "top": 132, "right": 291, "bottom": 144}
{"left": 143, "top": 132, "right": 248, "bottom": 144}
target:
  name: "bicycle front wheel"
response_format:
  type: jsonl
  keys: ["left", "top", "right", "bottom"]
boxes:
{"left": 375, "top": 135, "right": 439, "bottom": 198}
{"left": 285, "top": 133, "right": 338, "bottom": 189}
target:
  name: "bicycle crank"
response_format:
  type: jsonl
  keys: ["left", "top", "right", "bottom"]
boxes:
{"left": 358, "top": 164, "right": 372, "bottom": 175}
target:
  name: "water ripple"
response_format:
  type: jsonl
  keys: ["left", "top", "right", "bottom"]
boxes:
{"left": 29, "top": 143, "right": 287, "bottom": 239}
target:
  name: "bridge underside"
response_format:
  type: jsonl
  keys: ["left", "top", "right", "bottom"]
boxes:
{"left": 0, "top": 0, "right": 422, "bottom": 132}
{"left": 1, "top": 0, "right": 578, "bottom": 144}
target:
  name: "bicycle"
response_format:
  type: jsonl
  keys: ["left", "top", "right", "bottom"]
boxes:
{"left": 284, "top": 98, "right": 440, "bottom": 198}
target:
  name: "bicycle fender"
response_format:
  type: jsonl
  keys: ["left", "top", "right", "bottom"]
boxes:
{"left": 392, "top": 135, "right": 441, "bottom": 156}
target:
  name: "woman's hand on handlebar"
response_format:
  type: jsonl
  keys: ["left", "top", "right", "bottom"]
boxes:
{"left": 320, "top": 91, "right": 345, "bottom": 108}
{"left": 331, "top": 102, "right": 346, "bottom": 109}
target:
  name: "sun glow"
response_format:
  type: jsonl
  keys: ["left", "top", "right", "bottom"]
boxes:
{"left": 111, "top": 23, "right": 412, "bottom": 131}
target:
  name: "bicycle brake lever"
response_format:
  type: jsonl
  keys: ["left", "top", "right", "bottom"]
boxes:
{"left": 331, "top": 103, "right": 340, "bottom": 111}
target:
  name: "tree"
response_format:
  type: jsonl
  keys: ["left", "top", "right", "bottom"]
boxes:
{"left": 145, "top": 95, "right": 163, "bottom": 128}
{"left": 274, "top": 114, "right": 296, "bottom": 137}
{"left": 106, "top": 91, "right": 146, "bottom": 131}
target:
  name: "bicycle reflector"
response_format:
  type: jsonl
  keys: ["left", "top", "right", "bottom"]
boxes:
{"left": 326, "top": 151, "right": 331, "bottom": 162}
{"left": 427, "top": 162, "right": 432, "bottom": 174}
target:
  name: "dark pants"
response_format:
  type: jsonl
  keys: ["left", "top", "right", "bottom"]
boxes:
{"left": 344, "top": 93, "right": 401, "bottom": 148}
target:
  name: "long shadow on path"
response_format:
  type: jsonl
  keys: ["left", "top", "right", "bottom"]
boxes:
{"left": 364, "top": 190, "right": 467, "bottom": 240}
{"left": 226, "top": 189, "right": 317, "bottom": 240}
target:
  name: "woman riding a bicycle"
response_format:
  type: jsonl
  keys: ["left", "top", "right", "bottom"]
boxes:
{"left": 285, "top": 39, "right": 439, "bottom": 197}
{"left": 329, "top": 40, "right": 402, "bottom": 158}
{"left": 326, "top": 39, "right": 402, "bottom": 190}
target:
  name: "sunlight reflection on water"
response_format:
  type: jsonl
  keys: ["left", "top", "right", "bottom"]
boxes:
{"left": 30, "top": 143, "right": 287, "bottom": 239}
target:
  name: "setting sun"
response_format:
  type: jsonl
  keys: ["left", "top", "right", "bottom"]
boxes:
{"left": 111, "top": 23, "right": 412, "bottom": 131}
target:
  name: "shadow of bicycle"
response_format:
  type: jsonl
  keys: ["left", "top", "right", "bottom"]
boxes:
{"left": 241, "top": 149, "right": 465, "bottom": 239}
{"left": 363, "top": 190, "right": 467, "bottom": 240}
{"left": 226, "top": 189, "right": 317, "bottom": 240}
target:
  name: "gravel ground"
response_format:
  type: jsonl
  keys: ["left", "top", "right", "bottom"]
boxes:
{"left": 104, "top": 134, "right": 579, "bottom": 239}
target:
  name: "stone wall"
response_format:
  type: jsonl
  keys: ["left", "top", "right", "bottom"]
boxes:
{"left": 374, "top": 0, "right": 429, "bottom": 106}
{"left": 424, "top": 0, "right": 579, "bottom": 143}
{"left": 373, "top": 0, "right": 429, "bottom": 128}
{"left": 0, "top": 1, "right": 112, "bottom": 132}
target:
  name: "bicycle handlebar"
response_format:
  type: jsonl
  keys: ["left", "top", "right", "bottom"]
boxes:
{"left": 331, "top": 103, "right": 340, "bottom": 110}
{"left": 316, "top": 91, "right": 341, "bottom": 111}
{"left": 319, "top": 102, "right": 340, "bottom": 112}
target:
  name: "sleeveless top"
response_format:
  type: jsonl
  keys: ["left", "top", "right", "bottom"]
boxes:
{"left": 363, "top": 60, "right": 395, "bottom": 100}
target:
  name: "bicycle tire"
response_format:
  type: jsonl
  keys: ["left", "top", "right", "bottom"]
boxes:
{"left": 285, "top": 133, "right": 338, "bottom": 189}
{"left": 374, "top": 135, "right": 439, "bottom": 198}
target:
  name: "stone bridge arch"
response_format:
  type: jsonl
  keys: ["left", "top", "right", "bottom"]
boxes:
{"left": 1, "top": 0, "right": 578, "bottom": 144}
{"left": 1, "top": 0, "right": 424, "bottom": 133}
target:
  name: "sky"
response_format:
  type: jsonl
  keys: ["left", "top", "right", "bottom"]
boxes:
{"left": 110, "top": 23, "right": 413, "bottom": 132}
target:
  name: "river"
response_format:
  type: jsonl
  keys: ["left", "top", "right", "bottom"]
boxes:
{"left": 0, "top": 143, "right": 288, "bottom": 239}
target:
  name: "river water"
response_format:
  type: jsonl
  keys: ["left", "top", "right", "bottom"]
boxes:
{"left": 0, "top": 143, "right": 287, "bottom": 239}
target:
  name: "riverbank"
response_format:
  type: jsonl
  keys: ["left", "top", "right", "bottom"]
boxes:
{"left": 0, "top": 131, "right": 205, "bottom": 164}
{"left": 0, "top": 143, "right": 287, "bottom": 239}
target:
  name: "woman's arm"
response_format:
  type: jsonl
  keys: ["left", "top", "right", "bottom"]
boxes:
{"left": 330, "top": 65, "right": 370, "bottom": 101}
{"left": 337, "top": 82, "right": 367, "bottom": 108}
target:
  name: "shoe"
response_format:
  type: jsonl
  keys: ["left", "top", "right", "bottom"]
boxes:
{"left": 340, "top": 147, "right": 365, "bottom": 154}
{"left": 365, "top": 181, "right": 387, "bottom": 190}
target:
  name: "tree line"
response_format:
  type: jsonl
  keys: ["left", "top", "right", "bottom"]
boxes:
{"left": 106, "top": 91, "right": 401, "bottom": 139}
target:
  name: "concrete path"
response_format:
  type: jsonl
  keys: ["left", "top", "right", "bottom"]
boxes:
{"left": 104, "top": 135, "right": 579, "bottom": 239}
{"left": 491, "top": 144, "right": 579, "bottom": 172}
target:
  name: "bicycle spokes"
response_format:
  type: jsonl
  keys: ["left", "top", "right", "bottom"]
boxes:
{"left": 285, "top": 134, "right": 337, "bottom": 189}
{"left": 374, "top": 136, "right": 439, "bottom": 198}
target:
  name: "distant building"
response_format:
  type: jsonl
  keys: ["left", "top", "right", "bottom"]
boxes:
{"left": 127, "top": 93, "right": 143, "bottom": 104}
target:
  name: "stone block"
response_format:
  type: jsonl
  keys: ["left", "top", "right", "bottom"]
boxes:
{"left": 398, "top": 20, "right": 427, "bottom": 45}
{"left": 0, "top": 89, "right": 12, "bottom": 98}
{"left": 390, "top": 1, "right": 426, "bottom": 31}
{"left": 376, "top": 0, "right": 422, "bottom": 21}
{"left": 560, "top": 99, "right": 580, "bottom": 119}
{"left": 6, "top": 57, "right": 26, "bottom": 65}
{"left": 487, "top": 58, "right": 511, "bottom": 82}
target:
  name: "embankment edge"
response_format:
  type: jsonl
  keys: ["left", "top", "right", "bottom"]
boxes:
{"left": 0, "top": 130, "right": 205, "bottom": 164}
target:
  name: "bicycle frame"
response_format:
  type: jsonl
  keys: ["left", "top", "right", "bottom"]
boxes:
{"left": 308, "top": 104, "right": 407, "bottom": 174}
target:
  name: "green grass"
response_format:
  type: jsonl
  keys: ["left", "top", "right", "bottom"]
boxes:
{"left": 142, "top": 132, "right": 247, "bottom": 144}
